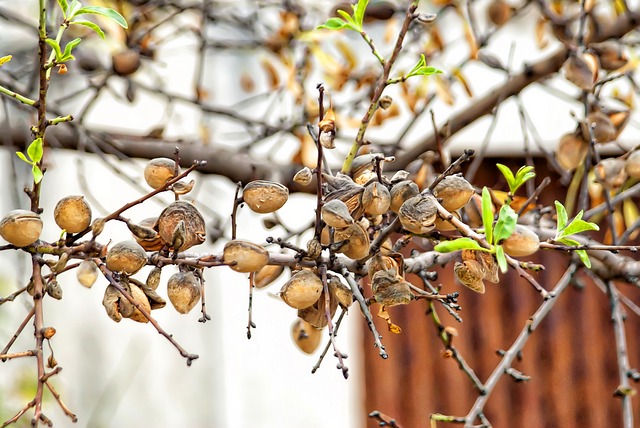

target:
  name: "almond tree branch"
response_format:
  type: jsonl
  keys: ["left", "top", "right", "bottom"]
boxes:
{"left": 394, "top": 11, "right": 640, "bottom": 169}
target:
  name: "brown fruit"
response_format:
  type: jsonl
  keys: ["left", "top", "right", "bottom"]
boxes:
{"left": 562, "top": 53, "right": 598, "bottom": 90}
{"left": 328, "top": 276, "right": 353, "bottom": 308}
{"left": 372, "top": 269, "right": 413, "bottom": 307}
{"left": 144, "top": 158, "right": 177, "bottom": 189}
{"left": 157, "top": 201, "right": 206, "bottom": 252}
{"left": 112, "top": 49, "right": 141, "bottom": 76}
{"left": 254, "top": 264, "right": 284, "bottom": 288}
{"left": 581, "top": 110, "right": 616, "bottom": 144}
{"left": 291, "top": 319, "right": 323, "bottom": 354}
{"left": 321, "top": 199, "right": 354, "bottom": 228}
{"left": 128, "top": 282, "right": 151, "bottom": 323}
{"left": 223, "top": 239, "right": 269, "bottom": 273}
{"left": 589, "top": 40, "right": 627, "bottom": 71}
{"left": 77, "top": 260, "right": 99, "bottom": 288}
{"left": 435, "top": 211, "right": 461, "bottom": 232}
{"left": 454, "top": 260, "right": 485, "bottom": 293}
{"left": 362, "top": 181, "right": 391, "bottom": 216}
{"left": 398, "top": 194, "right": 438, "bottom": 234}
{"left": 243, "top": 180, "right": 289, "bottom": 213}
{"left": 433, "top": 176, "right": 475, "bottom": 211}
{"left": 0, "top": 210, "right": 42, "bottom": 247}
{"left": 106, "top": 241, "right": 147, "bottom": 275}
{"left": 390, "top": 180, "right": 419, "bottom": 213}
{"left": 167, "top": 271, "right": 201, "bottom": 314}
{"left": 333, "top": 222, "right": 370, "bottom": 260}
{"left": 298, "top": 290, "right": 338, "bottom": 328}
{"left": 487, "top": 0, "right": 512, "bottom": 26}
{"left": 133, "top": 217, "right": 165, "bottom": 251}
{"left": 595, "top": 158, "right": 628, "bottom": 190}
{"left": 280, "top": 270, "right": 323, "bottom": 309}
{"left": 293, "top": 167, "right": 313, "bottom": 186}
{"left": 626, "top": 150, "right": 640, "bottom": 179}
{"left": 54, "top": 195, "right": 92, "bottom": 233}
{"left": 501, "top": 224, "right": 540, "bottom": 257}
{"left": 556, "top": 132, "right": 589, "bottom": 172}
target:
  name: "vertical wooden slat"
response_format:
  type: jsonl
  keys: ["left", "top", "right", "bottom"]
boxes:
{"left": 362, "top": 159, "right": 640, "bottom": 427}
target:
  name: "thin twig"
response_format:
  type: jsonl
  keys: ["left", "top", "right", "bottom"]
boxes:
{"left": 462, "top": 264, "right": 578, "bottom": 427}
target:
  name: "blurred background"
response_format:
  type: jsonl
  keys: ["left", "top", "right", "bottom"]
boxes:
{"left": 0, "top": 0, "right": 639, "bottom": 427}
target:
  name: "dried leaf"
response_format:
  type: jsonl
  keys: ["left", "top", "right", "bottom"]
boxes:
{"left": 240, "top": 73, "right": 255, "bottom": 92}
{"left": 378, "top": 306, "right": 402, "bottom": 333}
{"left": 453, "top": 68, "right": 473, "bottom": 97}
{"left": 535, "top": 17, "right": 549, "bottom": 49}
{"left": 623, "top": 198, "right": 640, "bottom": 241}
{"left": 335, "top": 40, "right": 357, "bottom": 69}
{"left": 434, "top": 75, "right": 454, "bottom": 106}
{"left": 261, "top": 58, "right": 280, "bottom": 89}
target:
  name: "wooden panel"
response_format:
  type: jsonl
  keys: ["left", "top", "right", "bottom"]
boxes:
{"left": 362, "top": 159, "right": 640, "bottom": 427}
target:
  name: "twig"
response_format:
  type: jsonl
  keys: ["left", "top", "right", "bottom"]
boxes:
{"left": 462, "top": 264, "right": 578, "bottom": 427}
{"left": 341, "top": 267, "right": 388, "bottom": 359}
{"left": 603, "top": 279, "right": 635, "bottom": 428}
{"left": 312, "top": 309, "right": 346, "bottom": 374}
{"left": 246, "top": 272, "right": 255, "bottom": 339}
{"left": 320, "top": 265, "right": 348, "bottom": 378}
{"left": 231, "top": 182, "right": 242, "bottom": 241}
{"left": 428, "top": 149, "right": 475, "bottom": 192}
{"left": 96, "top": 260, "right": 199, "bottom": 365}
{"left": 369, "top": 410, "right": 403, "bottom": 428}
{"left": 0, "top": 306, "right": 35, "bottom": 360}
{"left": 44, "top": 380, "right": 77, "bottom": 423}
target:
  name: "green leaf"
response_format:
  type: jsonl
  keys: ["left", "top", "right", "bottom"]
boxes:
{"left": 493, "top": 205, "right": 517, "bottom": 244}
{"left": 406, "top": 54, "right": 443, "bottom": 78}
{"left": 563, "top": 218, "right": 600, "bottom": 237}
{"left": 353, "top": 0, "right": 369, "bottom": 29}
{"left": 15, "top": 151, "right": 32, "bottom": 164}
{"left": 0, "top": 55, "right": 11, "bottom": 67}
{"left": 495, "top": 245, "right": 508, "bottom": 273}
{"left": 73, "top": 6, "right": 128, "bottom": 29}
{"left": 557, "top": 237, "right": 581, "bottom": 247}
{"left": 514, "top": 166, "right": 535, "bottom": 188}
{"left": 32, "top": 165, "right": 43, "bottom": 184}
{"left": 70, "top": 20, "right": 105, "bottom": 39}
{"left": 45, "top": 39, "right": 63, "bottom": 62}
{"left": 333, "top": 9, "right": 359, "bottom": 30}
{"left": 68, "top": 0, "right": 82, "bottom": 16}
{"left": 57, "top": 0, "right": 69, "bottom": 17}
{"left": 434, "top": 237, "right": 485, "bottom": 253}
{"left": 496, "top": 163, "right": 515, "bottom": 191}
{"left": 482, "top": 187, "right": 494, "bottom": 245}
{"left": 575, "top": 250, "right": 592, "bottom": 268}
{"left": 317, "top": 17, "right": 349, "bottom": 30}
{"left": 557, "top": 237, "right": 591, "bottom": 268}
{"left": 27, "top": 138, "right": 43, "bottom": 163}
{"left": 497, "top": 164, "right": 535, "bottom": 194}
{"left": 555, "top": 200, "right": 568, "bottom": 232}
{"left": 62, "top": 38, "right": 81, "bottom": 60}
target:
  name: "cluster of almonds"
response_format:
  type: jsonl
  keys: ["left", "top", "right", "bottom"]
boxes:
{"left": 0, "top": 149, "right": 545, "bottom": 351}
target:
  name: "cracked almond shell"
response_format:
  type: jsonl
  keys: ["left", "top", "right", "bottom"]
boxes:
{"left": 398, "top": 194, "right": 437, "bottom": 235}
